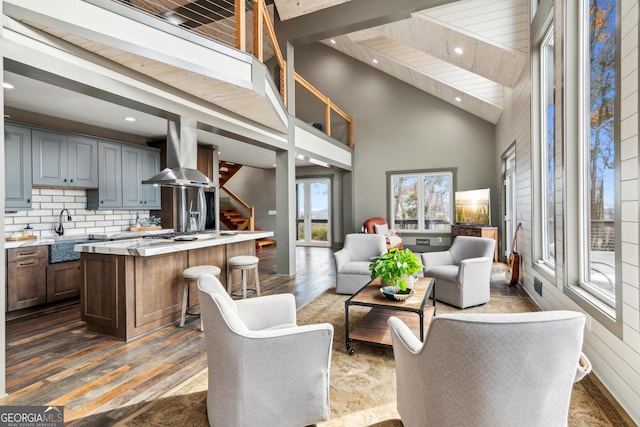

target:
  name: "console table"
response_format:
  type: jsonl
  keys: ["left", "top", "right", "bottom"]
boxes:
{"left": 451, "top": 224, "right": 498, "bottom": 261}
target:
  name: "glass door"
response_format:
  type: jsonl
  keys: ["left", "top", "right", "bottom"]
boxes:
{"left": 503, "top": 149, "right": 517, "bottom": 258}
{"left": 296, "top": 178, "right": 331, "bottom": 247}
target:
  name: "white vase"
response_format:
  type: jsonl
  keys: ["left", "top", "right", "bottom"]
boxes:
{"left": 401, "top": 274, "right": 415, "bottom": 290}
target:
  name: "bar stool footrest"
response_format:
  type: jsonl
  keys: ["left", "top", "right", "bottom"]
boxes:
{"left": 230, "top": 289, "right": 258, "bottom": 298}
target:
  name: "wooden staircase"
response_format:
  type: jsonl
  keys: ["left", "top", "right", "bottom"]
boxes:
{"left": 219, "top": 161, "right": 275, "bottom": 248}
{"left": 219, "top": 204, "right": 252, "bottom": 231}
{"left": 219, "top": 161, "right": 243, "bottom": 187}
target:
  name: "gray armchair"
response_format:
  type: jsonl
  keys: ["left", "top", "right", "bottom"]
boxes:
{"left": 334, "top": 233, "right": 387, "bottom": 294}
{"left": 421, "top": 235, "right": 495, "bottom": 308}
{"left": 388, "top": 311, "right": 591, "bottom": 427}
{"left": 197, "top": 274, "right": 334, "bottom": 427}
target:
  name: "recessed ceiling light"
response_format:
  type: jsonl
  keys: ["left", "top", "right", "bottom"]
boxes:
{"left": 455, "top": 96, "right": 462, "bottom": 102}
{"left": 454, "top": 47, "right": 463, "bottom": 55}
{"left": 124, "top": 116, "right": 136, "bottom": 122}
{"left": 330, "top": 39, "right": 336, "bottom": 44}
{"left": 3, "top": 82, "right": 15, "bottom": 89}
{"left": 372, "top": 58, "right": 379, "bottom": 64}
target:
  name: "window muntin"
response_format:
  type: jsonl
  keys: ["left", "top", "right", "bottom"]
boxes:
{"left": 391, "top": 171, "right": 453, "bottom": 232}
{"left": 579, "top": 0, "right": 617, "bottom": 307}
{"left": 541, "top": 25, "right": 556, "bottom": 267}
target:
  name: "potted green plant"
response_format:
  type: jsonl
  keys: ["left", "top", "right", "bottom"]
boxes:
{"left": 369, "top": 248, "right": 424, "bottom": 293}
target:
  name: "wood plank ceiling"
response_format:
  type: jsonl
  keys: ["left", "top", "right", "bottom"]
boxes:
{"left": 275, "top": 0, "right": 529, "bottom": 124}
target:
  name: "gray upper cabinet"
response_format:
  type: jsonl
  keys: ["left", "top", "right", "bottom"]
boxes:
{"left": 90, "top": 141, "right": 123, "bottom": 209}
{"left": 5, "top": 124, "right": 32, "bottom": 210}
{"left": 122, "top": 145, "right": 161, "bottom": 209}
{"left": 122, "top": 145, "right": 142, "bottom": 208}
{"left": 68, "top": 136, "right": 98, "bottom": 188}
{"left": 88, "top": 142, "right": 160, "bottom": 210}
{"left": 32, "top": 130, "right": 98, "bottom": 188}
{"left": 141, "top": 148, "right": 161, "bottom": 209}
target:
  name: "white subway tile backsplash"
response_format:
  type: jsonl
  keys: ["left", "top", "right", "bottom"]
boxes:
{"left": 32, "top": 195, "right": 52, "bottom": 202}
{"left": 4, "top": 189, "right": 155, "bottom": 239}
{"left": 38, "top": 188, "right": 64, "bottom": 196}
{"left": 65, "top": 203, "right": 87, "bottom": 210}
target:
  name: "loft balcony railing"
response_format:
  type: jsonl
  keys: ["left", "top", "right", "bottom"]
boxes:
{"left": 116, "top": 0, "right": 353, "bottom": 147}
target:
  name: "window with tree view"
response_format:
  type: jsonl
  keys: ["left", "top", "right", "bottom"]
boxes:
{"left": 390, "top": 171, "right": 453, "bottom": 232}
{"left": 581, "top": 0, "right": 617, "bottom": 307}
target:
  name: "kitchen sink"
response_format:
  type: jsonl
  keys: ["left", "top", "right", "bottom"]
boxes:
{"left": 48, "top": 238, "right": 103, "bottom": 263}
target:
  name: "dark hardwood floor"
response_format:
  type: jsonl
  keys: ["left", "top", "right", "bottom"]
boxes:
{"left": 0, "top": 245, "right": 523, "bottom": 425}
{"left": 0, "top": 245, "right": 337, "bottom": 424}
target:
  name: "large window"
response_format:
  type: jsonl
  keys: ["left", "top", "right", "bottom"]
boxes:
{"left": 579, "top": 0, "right": 617, "bottom": 307}
{"left": 541, "top": 25, "right": 556, "bottom": 267}
{"left": 389, "top": 171, "right": 453, "bottom": 232}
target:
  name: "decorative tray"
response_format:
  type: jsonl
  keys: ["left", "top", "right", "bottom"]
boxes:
{"left": 380, "top": 286, "right": 415, "bottom": 302}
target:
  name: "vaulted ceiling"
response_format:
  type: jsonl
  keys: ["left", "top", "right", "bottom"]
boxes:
{"left": 275, "top": 0, "right": 529, "bottom": 124}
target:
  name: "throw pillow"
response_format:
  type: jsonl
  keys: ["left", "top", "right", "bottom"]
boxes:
{"left": 374, "top": 223, "right": 389, "bottom": 235}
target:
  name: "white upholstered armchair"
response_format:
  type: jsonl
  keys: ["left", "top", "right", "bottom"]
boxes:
{"left": 334, "top": 233, "right": 387, "bottom": 294}
{"left": 421, "top": 235, "right": 495, "bottom": 308}
{"left": 197, "top": 274, "right": 334, "bottom": 427}
{"left": 388, "top": 311, "right": 591, "bottom": 427}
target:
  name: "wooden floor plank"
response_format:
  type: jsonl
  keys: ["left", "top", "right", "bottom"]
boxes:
{"left": 1, "top": 247, "right": 579, "bottom": 425}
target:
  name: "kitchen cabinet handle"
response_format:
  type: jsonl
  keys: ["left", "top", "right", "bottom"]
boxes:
{"left": 18, "top": 261, "right": 37, "bottom": 267}
{"left": 63, "top": 178, "right": 67, "bottom": 182}
{"left": 17, "top": 250, "right": 37, "bottom": 257}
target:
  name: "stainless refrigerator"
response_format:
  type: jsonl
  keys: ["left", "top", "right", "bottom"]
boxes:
{"left": 176, "top": 186, "right": 206, "bottom": 233}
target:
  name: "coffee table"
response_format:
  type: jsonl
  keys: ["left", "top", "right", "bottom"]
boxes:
{"left": 345, "top": 276, "right": 435, "bottom": 355}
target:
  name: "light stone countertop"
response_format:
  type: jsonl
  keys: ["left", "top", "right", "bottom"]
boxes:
{"left": 88, "top": 229, "right": 175, "bottom": 240}
{"left": 4, "top": 229, "right": 175, "bottom": 250}
{"left": 74, "top": 231, "right": 274, "bottom": 257}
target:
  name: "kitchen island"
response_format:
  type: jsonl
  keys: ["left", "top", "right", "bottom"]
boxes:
{"left": 75, "top": 231, "right": 273, "bottom": 341}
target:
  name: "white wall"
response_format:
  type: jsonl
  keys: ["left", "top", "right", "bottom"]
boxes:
{"left": 494, "top": 0, "right": 640, "bottom": 421}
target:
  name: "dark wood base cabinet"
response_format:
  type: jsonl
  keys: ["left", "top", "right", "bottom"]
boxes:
{"left": 47, "top": 261, "right": 81, "bottom": 302}
{"left": 80, "top": 241, "right": 251, "bottom": 341}
{"left": 7, "top": 247, "right": 83, "bottom": 312}
{"left": 6, "top": 247, "right": 47, "bottom": 311}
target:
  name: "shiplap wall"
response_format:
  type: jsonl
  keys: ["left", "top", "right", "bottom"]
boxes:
{"left": 3, "top": 188, "right": 150, "bottom": 239}
{"left": 494, "top": 0, "right": 640, "bottom": 421}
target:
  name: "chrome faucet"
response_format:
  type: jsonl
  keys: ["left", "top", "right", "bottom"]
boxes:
{"left": 54, "top": 209, "right": 72, "bottom": 236}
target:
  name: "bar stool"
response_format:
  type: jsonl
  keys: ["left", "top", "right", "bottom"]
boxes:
{"left": 182, "top": 265, "right": 221, "bottom": 330}
{"left": 227, "top": 255, "right": 260, "bottom": 299}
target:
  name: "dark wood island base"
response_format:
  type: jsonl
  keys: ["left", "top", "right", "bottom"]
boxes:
{"left": 80, "top": 240, "right": 256, "bottom": 341}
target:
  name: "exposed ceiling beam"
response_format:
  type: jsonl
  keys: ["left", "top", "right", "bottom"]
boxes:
{"left": 326, "top": 36, "right": 502, "bottom": 123}
{"left": 275, "top": 0, "right": 461, "bottom": 45}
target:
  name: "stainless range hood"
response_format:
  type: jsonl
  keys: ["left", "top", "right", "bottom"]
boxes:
{"left": 142, "top": 118, "right": 213, "bottom": 188}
